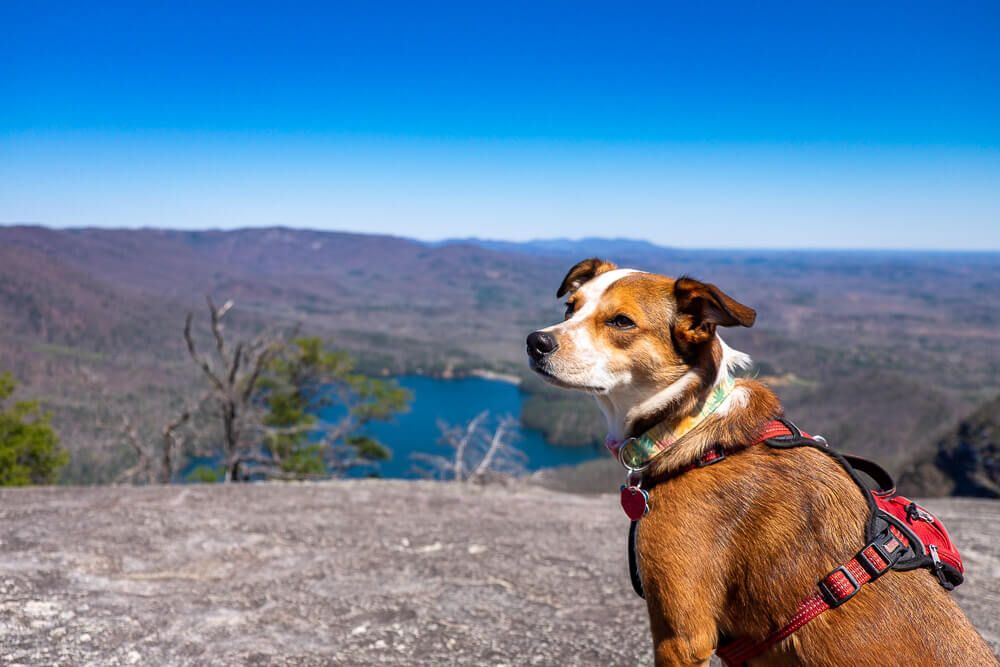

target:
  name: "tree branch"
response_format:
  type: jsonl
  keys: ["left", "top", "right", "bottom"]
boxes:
{"left": 452, "top": 410, "right": 487, "bottom": 482}
{"left": 206, "top": 295, "right": 233, "bottom": 359}
{"left": 473, "top": 415, "right": 515, "bottom": 478}
{"left": 184, "top": 312, "right": 225, "bottom": 393}
{"left": 161, "top": 410, "right": 190, "bottom": 483}
{"left": 241, "top": 342, "right": 278, "bottom": 402}
{"left": 116, "top": 414, "right": 150, "bottom": 483}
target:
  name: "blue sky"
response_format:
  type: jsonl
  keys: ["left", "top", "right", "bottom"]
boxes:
{"left": 2, "top": 1, "right": 998, "bottom": 249}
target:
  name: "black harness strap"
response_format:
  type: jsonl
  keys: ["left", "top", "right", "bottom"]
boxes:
{"left": 628, "top": 519, "right": 644, "bottom": 598}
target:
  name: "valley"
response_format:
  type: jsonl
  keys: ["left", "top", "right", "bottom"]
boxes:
{"left": 1, "top": 225, "right": 997, "bottom": 487}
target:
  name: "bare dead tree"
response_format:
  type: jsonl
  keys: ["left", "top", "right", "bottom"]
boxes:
{"left": 183, "top": 296, "right": 281, "bottom": 482}
{"left": 412, "top": 412, "right": 526, "bottom": 482}
{"left": 472, "top": 414, "right": 519, "bottom": 480}
{"left": 160, "top": 410, "right": 191, "bottom": 483}
{"left": 81, "top": 365, "right": 193, "bottom": 485}
{"left": 452, "top": 410, "right": 487, "bottom": 481}
{"left": 115, "top": 414, "right": 153, "bottom": 484}
{"left": 112, "top": 410, "right": 192, "bottom": 484}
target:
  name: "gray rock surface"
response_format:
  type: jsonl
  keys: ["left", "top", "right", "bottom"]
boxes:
{"left": 0, "top": 482, "right": 996, "bottom": 666}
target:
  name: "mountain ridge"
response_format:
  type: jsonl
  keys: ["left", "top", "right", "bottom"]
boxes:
{"left": 1, "top": 224, "right": 998, "bottom": 485}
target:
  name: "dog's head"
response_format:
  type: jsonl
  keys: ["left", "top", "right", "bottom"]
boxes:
{"left": 526, "top": 258, "right": 756, "bottom": 432}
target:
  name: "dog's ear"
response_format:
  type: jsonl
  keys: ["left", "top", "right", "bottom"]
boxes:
{"left": 556, "top": 258, "right": 618, "bottom": 298}
{"left": 673, "top": 276, "right": 756, "bottom": 345}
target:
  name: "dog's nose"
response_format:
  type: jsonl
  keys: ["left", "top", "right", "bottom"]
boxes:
{"left": 526, "top": 331, "right": 559, "bottom": 361}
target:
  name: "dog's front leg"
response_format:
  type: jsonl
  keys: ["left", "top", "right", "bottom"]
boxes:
{"left": 643, "top": 577, "right": 720, "bottom": 667}
{"left": 649, "top": 625, "right": 716, "bottom": 667}
{"left": 639, "top": 528, "right": 724, "bottom": 666}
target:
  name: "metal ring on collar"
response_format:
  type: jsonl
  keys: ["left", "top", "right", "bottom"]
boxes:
{"left": 618, "top": 437, "right": 650, "bottom": 473}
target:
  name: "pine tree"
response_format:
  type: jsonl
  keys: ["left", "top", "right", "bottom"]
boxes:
{"left": 259, "top": 337, "right": 410, "bottom": 476}
{"left": 0, "top": 372, "right": 68, "bottom": 486}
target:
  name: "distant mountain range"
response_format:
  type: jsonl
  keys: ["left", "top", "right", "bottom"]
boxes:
{"left": 438, "top": 237, "right": 677, "bottom": 259}
{"left": 1, "top": 224, "right": 998, "bottom": 487}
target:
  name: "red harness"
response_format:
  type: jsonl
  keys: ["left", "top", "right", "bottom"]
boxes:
{"left": 624, "top": 419, "right": 965, "bottom": 667}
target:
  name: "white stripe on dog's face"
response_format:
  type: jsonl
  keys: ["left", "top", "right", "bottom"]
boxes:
{"left": 537, "top": 269, "right": 639, "bottom": 392}
{"left": 558, "top": 269, "right": 639, "bottom": 326}
{"left": 544, "top": 268, "right": 639, "bottom": 331}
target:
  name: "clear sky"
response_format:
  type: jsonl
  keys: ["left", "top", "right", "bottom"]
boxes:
{"left": 2, "top": 1, "right": 998, "bottom": 249}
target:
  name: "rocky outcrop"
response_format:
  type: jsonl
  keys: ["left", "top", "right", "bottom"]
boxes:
{"left": 900, "top": 395, "right": 1000, "bottom": 498}
{"left": 0, "top": 482, "right": 996, "bottom": 666}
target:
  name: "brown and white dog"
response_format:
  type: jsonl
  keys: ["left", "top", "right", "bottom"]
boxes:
{"left": 526, "top": 258, "right": 996, "bottom": 667}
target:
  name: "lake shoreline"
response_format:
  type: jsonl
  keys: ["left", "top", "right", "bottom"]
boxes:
{"left": 352, "top": 375, "right": 601, "bottom": 478}
{"left": 465, "top": 368, "right": 521, "bottom": 385}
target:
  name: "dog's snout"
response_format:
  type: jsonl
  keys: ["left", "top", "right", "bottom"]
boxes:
{"left": 526, "top": 331, "right": 559, "bottom": 361}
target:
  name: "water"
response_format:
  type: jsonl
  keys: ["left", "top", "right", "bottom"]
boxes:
{"left": 330, "top": 375, "right": 603, "bottom": 478}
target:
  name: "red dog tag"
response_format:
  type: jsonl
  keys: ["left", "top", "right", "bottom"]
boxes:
{"left": 620, "top": 485, "right": 650, "bottom": 521}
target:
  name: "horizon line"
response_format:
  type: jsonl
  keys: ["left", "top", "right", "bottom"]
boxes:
{"left": 2, "top": 221, "right": 999, "bottom": 255}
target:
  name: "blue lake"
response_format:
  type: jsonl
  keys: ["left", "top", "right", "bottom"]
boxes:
{"left": 333, "top": 375, "right": 603, "bottom": 478}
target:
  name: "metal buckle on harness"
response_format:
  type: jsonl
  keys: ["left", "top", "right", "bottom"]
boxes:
{"left": 818, "top": 566, "right": 861, "bottom": 608}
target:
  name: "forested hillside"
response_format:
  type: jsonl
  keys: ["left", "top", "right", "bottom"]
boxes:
{"left": 1, "top": 225, "right": 997, "bottom": 484}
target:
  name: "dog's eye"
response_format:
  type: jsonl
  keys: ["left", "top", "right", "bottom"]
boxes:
{"left": 608, "top": 314, "right": 636, "bottom": 329}
{"left": 564, "top": 302, "right": 575, "bottom": 319}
